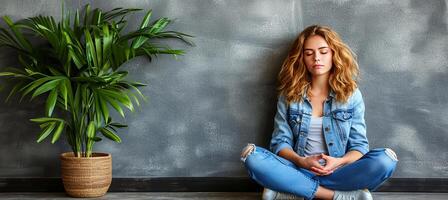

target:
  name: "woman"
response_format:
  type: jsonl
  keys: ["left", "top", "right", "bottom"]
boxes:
{"left": 240, "top": 25, "right": 398, "bottom": 200}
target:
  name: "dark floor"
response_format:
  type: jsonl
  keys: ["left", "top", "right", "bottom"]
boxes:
{"left": 0, "top": 192, "right": 447, "bottom": 199}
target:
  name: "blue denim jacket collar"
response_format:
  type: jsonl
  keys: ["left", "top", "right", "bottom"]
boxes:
{"left": 302, "top": 86, "right": 336, "bottom": 104}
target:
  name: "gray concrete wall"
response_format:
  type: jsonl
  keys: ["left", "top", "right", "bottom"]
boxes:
{"left": 0, "top": 0, "right": 447, "bottom": 178}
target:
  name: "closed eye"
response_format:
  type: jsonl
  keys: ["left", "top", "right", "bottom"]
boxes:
{"left": 304, "top": 50, "right": 314, "bottom": 56}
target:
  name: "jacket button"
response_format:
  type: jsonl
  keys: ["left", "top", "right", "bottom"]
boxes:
{"left": 329, "top": 143, "right": 333, "bottom": 146}
{"left": 325, "top": 127, "right": 330, "bottom": 132}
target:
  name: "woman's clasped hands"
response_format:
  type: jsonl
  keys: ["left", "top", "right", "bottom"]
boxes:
{"left": 300, "top": 153, "right": 344, "bottom": 176}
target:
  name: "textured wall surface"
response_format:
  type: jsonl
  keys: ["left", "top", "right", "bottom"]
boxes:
{"left": 0, "top": 0, "right": 447, "bottom": 178}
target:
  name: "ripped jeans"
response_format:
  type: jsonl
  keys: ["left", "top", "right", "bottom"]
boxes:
{"left": 240, "top": 144, "right": 398, "bottom": 200}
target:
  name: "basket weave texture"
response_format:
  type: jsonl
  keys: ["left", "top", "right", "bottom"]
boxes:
{"left": 60, "top": 152, "right": 112, "bottom": 198}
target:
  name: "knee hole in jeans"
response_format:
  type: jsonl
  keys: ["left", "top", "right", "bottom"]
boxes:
{"left": 240, "top": 143, "right": 256, "bottom": 162}
{"left": 384, "top": 148, "right": 398, "bottom": 161}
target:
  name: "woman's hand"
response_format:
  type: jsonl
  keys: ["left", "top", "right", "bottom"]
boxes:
{"left": 308, "top": 151, "right": 363, "bottom": 176}
{"left": 298, "top": 154, "right": 328, "bottom": 175}
{"left": 309, "top": 154, "right": 345, "bottom": 176}
{"left": 320, "top": 154, "right": 344, "bottom": 174}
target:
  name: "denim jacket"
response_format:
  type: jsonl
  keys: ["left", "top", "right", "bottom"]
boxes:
{"left": 269, "top": 88, "right": 369, "bottom": 158}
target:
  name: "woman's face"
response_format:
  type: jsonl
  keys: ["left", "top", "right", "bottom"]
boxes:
{"left": 303, "top": 35, "right": 333, "bottom": 77}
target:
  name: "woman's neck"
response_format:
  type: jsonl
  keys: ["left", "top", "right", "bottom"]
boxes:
{"left": 309, "top": 74, "right": 330, "bottom": 97}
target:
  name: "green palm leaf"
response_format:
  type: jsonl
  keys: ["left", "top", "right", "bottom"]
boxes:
{"left": 99, "top": 127, "right": 121, "bottom": 143}
{"left": 51, "top": 121, "right": 65, "bottom": 144}
{"left": 45, "top": 89, "right": 58, "bottom": 116}
{"left": 31, "top": 78, "right": 61, "bottom": 99}
{"left": 0, "top": 3, "right": 193, "bottom": 157}
{"left": 36, "top": 122, "right": 56, "bottom": 143}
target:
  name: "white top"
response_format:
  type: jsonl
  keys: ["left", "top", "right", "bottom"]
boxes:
{"left": 304, "top": 116, "right": 328, "bottom": 157}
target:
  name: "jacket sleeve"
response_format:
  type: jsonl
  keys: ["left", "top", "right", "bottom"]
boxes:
{"left": 346, "top": 89, "right": 369, "bottom": 155}
{"left": 269, "top": 95, "right": 294, "bottom": 155}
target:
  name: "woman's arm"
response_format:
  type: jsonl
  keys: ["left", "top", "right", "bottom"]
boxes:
{"left": 340, "top": 150, "right": 363, "bottom": 165}
{"left": 278, "top": 148, "right": 327, "bottom": 173}
{"left": 278, "top": 148, "right": 305, "bottom": 167}
{"left": 269, "top": 96, "right": 295, "bottom": 155}
{"left": 346, "top": 89, "right": 369, "bottom": 155}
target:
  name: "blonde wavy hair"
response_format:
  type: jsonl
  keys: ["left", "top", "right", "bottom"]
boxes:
{"left": 278, "top": 25, "right": 359, "bottom": 104}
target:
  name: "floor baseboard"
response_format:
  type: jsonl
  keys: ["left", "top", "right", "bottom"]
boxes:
{"left": 0, "top": 177, "right": 446, "bottom": 192}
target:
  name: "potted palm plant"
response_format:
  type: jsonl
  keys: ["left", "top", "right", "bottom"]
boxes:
{"left": 0, "top": 4, "right": 192, "bottom": 197}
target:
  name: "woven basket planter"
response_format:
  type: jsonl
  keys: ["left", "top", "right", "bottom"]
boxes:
{"left": 60, "top": 152, "right": 112, "bottom": 198}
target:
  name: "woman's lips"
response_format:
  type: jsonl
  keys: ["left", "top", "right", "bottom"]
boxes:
{"left": 314, "top": 65, "right": 324, "bottom": 69}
